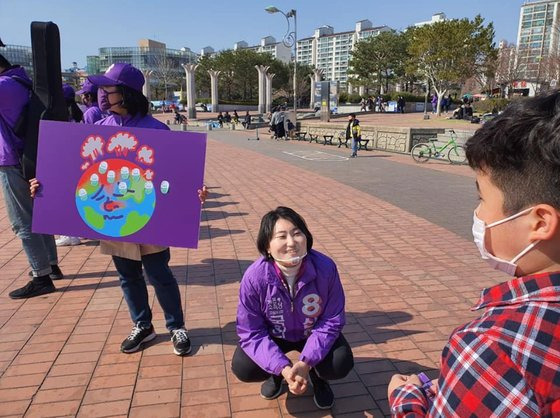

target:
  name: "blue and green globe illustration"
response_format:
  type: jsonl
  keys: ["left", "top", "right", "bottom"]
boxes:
{"left": 75, "top": 159, "right": 156, "bottom": 237}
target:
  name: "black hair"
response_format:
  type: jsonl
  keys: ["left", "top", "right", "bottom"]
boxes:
{"left": 465, "top": 90, "right": 560, "bottom": 214}
{"left": 256, "top": 206, "right": 313, "bottom": 258}
{"left": 84, "top": 90, "right": 98, "bottom": 103}
{"left": 349, "top": 113, "right": 356, "bottom": 118}
{"left": 0, "top": 53, "right": 11, "bottom": 69}
{"left": 119, "top": 85, "right": 149, "bottom": 116}
{"left": 66, "top": 99, "right": 83, "bottom": 122}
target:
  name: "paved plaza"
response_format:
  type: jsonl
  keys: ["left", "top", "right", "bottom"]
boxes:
{"left": 0, "top": 121, "right": 507, "bottom": 417}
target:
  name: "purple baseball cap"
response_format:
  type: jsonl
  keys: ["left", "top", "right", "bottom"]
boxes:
{"left": 88, "top": 63, "right": 144, "bottom": 92}
{"left": 76, "top": 79, "right": 97, "bottom": 95}
{"left": 62, "top": 83, "right": 76, "bottom": 100}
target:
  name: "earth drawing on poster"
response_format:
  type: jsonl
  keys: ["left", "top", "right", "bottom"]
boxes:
{"left": 75, "top": 131, "right": 169, "bottom": 237}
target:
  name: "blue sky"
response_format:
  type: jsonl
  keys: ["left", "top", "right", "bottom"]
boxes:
{"left": 1, "top": 0, "right": 524, "bottom": 69}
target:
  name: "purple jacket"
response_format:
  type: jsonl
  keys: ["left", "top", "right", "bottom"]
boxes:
{"left": 237, "top": 249, "right": 346, "bottom": 375}
{"left": 82, "top": 103, "right": 106, "bottom": 125}
{"left": 0, "top": 66, "right": 31, "bottom": 166}
{"left": 95, "top": 113, "right": 169, "bottom": 130}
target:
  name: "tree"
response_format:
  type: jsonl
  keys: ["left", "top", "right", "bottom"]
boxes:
{"left": 494, "top": 42, "right": 526, "bottom": 98}
{"left": 151, "top": 49, "right": 178, "bottom": 100}
{"left": 407, "top": 15, "right": 496, "bottom": 115}
{"left": 348, "top": 30, "right": 409, "bottom": 94}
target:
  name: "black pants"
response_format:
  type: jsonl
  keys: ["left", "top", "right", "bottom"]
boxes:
{"left": 231, "top": 334, "right": 354, "bottom": 382}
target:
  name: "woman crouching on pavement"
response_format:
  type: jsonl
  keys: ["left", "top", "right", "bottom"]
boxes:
{"left": 231, "top": 206, "right": 354, "bottom": 410}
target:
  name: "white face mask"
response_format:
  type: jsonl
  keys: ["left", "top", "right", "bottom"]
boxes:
{"left": 472, "top": 207, "right": 540, "bottom": 276}
{"left": 273, "top": 252, "right": 307, "bottom": 266}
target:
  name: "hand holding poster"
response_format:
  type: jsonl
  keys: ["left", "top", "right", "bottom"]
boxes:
{"left": 32, "top": 121, "right": 206, "bottom": 248}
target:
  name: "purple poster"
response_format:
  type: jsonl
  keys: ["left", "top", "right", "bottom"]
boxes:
{"left": 32, "top": 121, "right": 206, "bottom": 248}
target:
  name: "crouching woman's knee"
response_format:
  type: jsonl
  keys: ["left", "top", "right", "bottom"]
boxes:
{"left": 315, "top": 334, "right": 354, "bottom": 380}
{"left": 231, "top": 345, "right": 270, "bottom": 383}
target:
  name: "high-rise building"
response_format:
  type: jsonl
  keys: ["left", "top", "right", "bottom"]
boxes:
{"left": 205, "top": 36, "right": 292, "bottom": 63}
{"left": 1, "top": 44, "right": 33, "bottom": 74}
{"left": 517, "top": 0, "right": 560, "bottom": 81}
{"left": 414, "top": 12, "right": 447, "bottom": 27}
{"left": 296, "top": 20, "right": 390, "bottom": 86}
{"left": 86, "top": 39, "right": 198, "bottom": 76}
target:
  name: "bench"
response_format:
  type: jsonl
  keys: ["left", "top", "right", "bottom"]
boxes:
{"left": 358, "top": 139, "right": 370, "bottom": 150}
{"left": 308, "top": 133, "right": 319, "bottom": 143}
{"left": 294, "top": 131, "right": 307, "bottom": 141}
{"left": 337, "top": 132, "right": 350, "bottom": 148}
{"left": 322, "top": 135, "right": 334, "bottom": 145}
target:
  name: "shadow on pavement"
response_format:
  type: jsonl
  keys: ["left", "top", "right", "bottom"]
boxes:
{"left": 199, "top": 226, "right": 245, "bottom": 240}
{"left": 177, "top": 258, "right": 253, "bottom": 286}
{"left": 203, "top": 200, "right": 239, "bottom": 209}
{"left": 202, "top": 210, "right": 248, "bottom": 222}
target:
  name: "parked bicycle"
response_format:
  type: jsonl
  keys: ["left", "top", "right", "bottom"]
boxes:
{"left": 410, "top": 129, "right": 467, "bottom": 164}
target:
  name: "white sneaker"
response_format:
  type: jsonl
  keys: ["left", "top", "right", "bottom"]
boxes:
{"left": 55, "top": 236, "right": 81, "bottom": 246}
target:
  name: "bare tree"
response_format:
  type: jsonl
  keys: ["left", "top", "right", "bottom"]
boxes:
{"left": 151, "top": 49, "right": 177, "bottom": 100}
{"left": 494, "top": 42, "right": 527, "bottom": 98}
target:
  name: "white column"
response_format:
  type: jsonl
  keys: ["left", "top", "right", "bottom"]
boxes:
{"left": 309, "top": 74, "right": 315, "bottom": 109}
{"left": 255, "top": 65, "right": 269, "bottom": 114}
{"left": 208, "top": 70, "right": 221, "bottom": 113}
{"left": 311, "top": 68, "right": 324, "bottom": 110}
{"left": 265, "top": 73, "right": 275, "bottom": 113}
{"left": 182, "top": 64, "right": 199, "bottom": 119}
{"left": 142, "top": 70, "right": 154, "bottom": 101}
{"left": 359, "top": 85, "right": 365, "bottom": 96}
{"left": 347, "top": 82, "right": 354, "bottom": 95}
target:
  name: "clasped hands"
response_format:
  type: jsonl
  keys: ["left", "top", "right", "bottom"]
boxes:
{"left": 281, "top": 361, "right": 310, "bottom": 395}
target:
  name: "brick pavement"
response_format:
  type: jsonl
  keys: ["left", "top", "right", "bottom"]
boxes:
{"left": 0, "top": 136, "right": 506, "bottom": 417}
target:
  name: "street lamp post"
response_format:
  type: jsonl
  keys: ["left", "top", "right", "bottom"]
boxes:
{"left": 266, "top": 6, "right": 297, "bottom": 117}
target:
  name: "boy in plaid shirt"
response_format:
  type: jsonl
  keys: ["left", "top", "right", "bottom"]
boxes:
{"left": 388, "top": 92, "right": 560, "bottom": 417}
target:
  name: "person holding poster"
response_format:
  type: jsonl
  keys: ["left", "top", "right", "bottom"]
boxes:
{"left": 0, "top": 52, "right": 63, "bottom": 300}
{"left": 30, "top": 63, "right": 207, "bottom": 355}
{"left": 89, "top": 63, "right": 208, "bottom": 356}
{"left": 231, "top": 207, "right": 354, "bottom": 410}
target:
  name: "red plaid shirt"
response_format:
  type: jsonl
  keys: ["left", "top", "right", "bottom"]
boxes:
{"left": 390, "top": 272, "right": 560, "bottom": 417}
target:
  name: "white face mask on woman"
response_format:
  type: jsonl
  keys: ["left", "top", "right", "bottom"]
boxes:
{"left": 273, "top": 253, "right": 307, "bottom": 267}
{"left": 472, "top": 207, "right": 540, "bottom": 276}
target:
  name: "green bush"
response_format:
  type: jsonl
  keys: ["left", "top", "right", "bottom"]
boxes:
{"left": 472, "top": 98, "right": 510, "bottom": 114}
{"left": 339, "top": 92, "right": 348, "bottom": 103}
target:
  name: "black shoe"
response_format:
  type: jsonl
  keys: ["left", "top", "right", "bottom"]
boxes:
{"left": 260, "top": 374, "right": 283, "bottom": 400}
{"left": 120, "top": 324, "right": 156, "bottom": 353}
{"left": 9, "top": 277, "right": 56, "bottom": 299}
{"left": 28, "top": 265, "right": 64, "bottom": 280}
{"left": 309, "top": 369, "right": 334, "bottom": 410}
{"left": 171, "top": 327, "right": 192, "bottom": 356}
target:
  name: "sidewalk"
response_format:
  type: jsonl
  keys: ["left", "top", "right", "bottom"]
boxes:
{"left": 0, "top": 136, "right": 505, "bottom": 417}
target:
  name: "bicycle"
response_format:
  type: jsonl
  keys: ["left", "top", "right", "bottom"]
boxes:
{"left": 410, "top": 129, "right": 467, "bottom": 164}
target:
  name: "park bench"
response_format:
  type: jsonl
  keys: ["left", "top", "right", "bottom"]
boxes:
{"left": 322, "top": 135, "right": 334, "bottom": 145}
{"left": 294, "top": 131, "right": 307, "bottom": 141}
{"left": 337, "top": 131, "right": 350, "bottom": 148}
{"left": 308, "top": 133, "right": 320, "bottom": 143}
{"left": 358, "top": 139, "right": 370, "bottom": 150}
